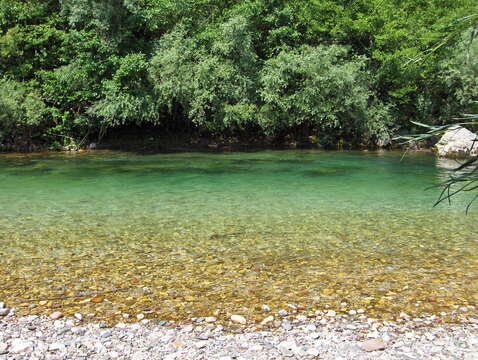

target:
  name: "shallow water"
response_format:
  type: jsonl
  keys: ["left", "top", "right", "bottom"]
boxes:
{"left": 0, "top": 150, "right": 477, "bottom": 323}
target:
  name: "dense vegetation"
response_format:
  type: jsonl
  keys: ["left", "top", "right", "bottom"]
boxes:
{"left": 0, "top": 0, "right": 477, "bottom": 151}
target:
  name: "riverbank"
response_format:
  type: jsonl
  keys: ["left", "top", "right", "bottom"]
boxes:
{"left": 1, "top": 310, "right": 477, "bottom": 359}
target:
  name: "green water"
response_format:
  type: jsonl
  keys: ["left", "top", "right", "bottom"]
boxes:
{"left": 0, "top": 150, "right": 477, "bottom": 324}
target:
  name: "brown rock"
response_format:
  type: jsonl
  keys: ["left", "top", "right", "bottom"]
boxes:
{"left": 360, "top": 339, "right": 386, "bottom": 352}
{"left": 49, "top": 312, "right": 64, "bottom": 320}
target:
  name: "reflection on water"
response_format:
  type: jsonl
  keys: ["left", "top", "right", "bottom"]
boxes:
{"left": 0, "top": 150, "right": 477, "bottom": 324}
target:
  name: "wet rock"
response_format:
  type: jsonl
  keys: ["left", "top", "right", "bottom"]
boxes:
{"left": 49, "top": 342, "right": 66, "bottom": 352}
{"left": 230, "top": 315, "right": 247, "bottom": 325}
{"left": 49, "top": 312, "right": 64, "bottom": 320}
{"left": 360, "top": 339, "right": 386, "bottom": 352}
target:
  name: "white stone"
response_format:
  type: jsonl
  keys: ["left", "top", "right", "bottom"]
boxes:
{"left": 205, "top": 316, "right": 217, "bottom": 323}
{"left": 48, "top": 342, "right": 66, "bottom": 352}
{"left": 306, "top": 348, "right": 320, "bottom": 357}
{"left": 0, "top": 302, "right": 5, "bottom": 309}
{"left": 357, "top": 309, "right": 365, "bottom": 314}
{"left": 10, "top": 339, "right": 33, "bottom": 354}
{"left": 325, "top": 310, "right": 336, "bottom": 317}
{"left": 262, "top": 304, "right": 271, "bottom": 312}
{"left": 348, "top": 310, "right": 357, "bottom": 316}
{"left": 436, "top": 126, "right": 478, "bottom": 158}
{"left": 230, "top": 315, "right": 247, "bottom": 325}
{"left": 74, "top": 313, "right": 83, "bottom": 321}
{"left": 296, "top": 315, "right": 307, "bottom": 322}
{"left": 136, "top": 313, "right": 145, "bottom": 320}
{"left": 260, "top": 316, "right": 274, "bottom": 325}
{"left": 278, "top": 309, "right": 288, "bottom": 317}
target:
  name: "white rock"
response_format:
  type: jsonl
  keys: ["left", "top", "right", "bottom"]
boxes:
{"left": 260, "top": 316, "right": 274, "bottom": 325}
{"left": 262, "top": 304, "right": 271, "bottom": 312}
{"left": 0, "top": 302, "right": 5, "bottom": 309}
{"left": 230, "top": 315, "right": 247, "bottom": 325}
{"left": 10, "top": 339, "right": 33, "bottom": 354}
{"left": 306, "top": 348, "right": 320, "bottom": 357}
{"left": 0, "top": 343, "right": 8, "bottom": 354}
{"left": 136, "top": 313, "right": 145, "bottom": 320}
{"left": 348, "top": 310, "right": 357, "bottom": 316}
{"left": 436, "top": 126, "right": 478, "bottom": 158}
{"left": 357, "top": 309, "right": 365, "bottom": 314}
{"left": 0, "top": 308, "right": 9, "bottom": 316}
{"left": 108, "top": 351, "right": 120, "bottom": 359}
{"left": 48, "top": 342, "right": 66, "bottom": 352}
{"left": 325, "top": 310, "right": 336, "bottom": 317}
{"left": 205, "top": 316, "right": 217, "bottom": 323}
{"left": 250, "top": 344, "right": 263, "bottom": 352}
{"left": 296, "top": 315, "right": 307, "bottom": 322}
{"left": 74, "top": 313, "right": 83, "bottom": 321}
{"left": 278, "top": 309, "right": 288, "bottom": 317}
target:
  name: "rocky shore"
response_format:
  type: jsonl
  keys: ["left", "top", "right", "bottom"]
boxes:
{"left": 1, "top": 303, "right": 477, "bottom": 360}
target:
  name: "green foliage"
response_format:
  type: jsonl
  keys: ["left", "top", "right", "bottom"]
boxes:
{"left": 0, "top": 79, "right": 45, "bottom": 149}
{"left": 258, "top": 45, "right": 393, "bottom": 144}
{"left": 150, "top": 16, "right": 258, "bottom": 133}
{"left": 0, "top": 0, "right": 476, "bottom": 149}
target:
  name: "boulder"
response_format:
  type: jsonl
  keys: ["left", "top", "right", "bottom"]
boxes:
{"left": 436, "top": 126, "right": 478, "bottom": 158}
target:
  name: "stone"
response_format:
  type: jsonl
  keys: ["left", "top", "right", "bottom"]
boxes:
{"left": 0, "top": 343, "right": 8, "bottom": 355}
{"left": 357, "top": 309, "right": 365, "bottom": 314}
{"left": 262, "top": 304, "right": 271, "bottom": 312}
{"left": 260, "top": 316, "right": 274, "bottom": 326}
{"left": 10, "top": 339, "right": 33, "bottom": 354}
{"left": 136, "top": 314, "right": 145, "bottom": 320}
{"left": 306, "top": 348, "right": 320, "bottom": 357}
{"left": 0, "top": 301, "right": 5, "bottom": 308}
{"left": 348, "top": 310, "right": 357, "bottom": 316}
{"left": 205, "top": 316, "right": 217, "bottom": 323}
{"left": 49, "top": 342, "right": 66, "bottom": 352}
{"left": 277, "top": 309, "right": 288, "bottom": 317}
{"left": 0, "top": 308, "right": 10, "bottom": 316}
{"left": 296, "top": 315, "right": 307, "bottom": 322}
{"left": 100, "top": 330, "right": 113, "bottom": 338}
{"left": 230, "top": 315, "right": 247, "bottom": 325}
{"left": 325, "top": 310, "right": 336, "bottom": 317}
{"left": 436, "top": 126, "right": 478, "bottom": 158}
{"left": 281, "top": 321, "right": 293, "bottom": 331}
{"left": 360, "top": 339, "right": 387, "bottom": 352}
{"left": 74, "top": 313, "right": 83, "bottom": 321}
{"left": 49, "top": 312, "right": 64, "bottom": 320}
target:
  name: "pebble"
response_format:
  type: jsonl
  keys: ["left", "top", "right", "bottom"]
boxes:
{"left": 325, "top": 310, "right": 336, "bottom": 317}
{"left": 262, "top": 304, "right": 271, "bottom": 312}
{"left": 0, "top": 308, "right": 10, "bottom": 316}
{"left": 0, "top": 302, "right": 5, "bottom": 309}
{"left": 260, "top": 316, "right": 274, "bottom": 325}
{"left": 348, "top": 310, "right": 357, "bottom": 316}
{"left": 230, "top": 315, "right": 247, "bottom": 325}
{"left": 357, "top": 309, "right": 365, "bottom": 314}
{"left": 306, "top": 348, "right": 320, "bottom": 357}
{"left": 49, "top": 312, "right": 64, "bottom": 320}
{"left": 10, "top": 339, "right": 33, "bottom": 354}
{"left": 0, "top": 312, "right": 475, "bottom": 359}
{"left": 74, "top": 313, "right": 83, "bottom": 321}
{"left": 136, "top": 314, "right": 145, "bottom": 320}
{"left": 205, "top": 316, "right": 217, "bottom": 323}
{"left": 281, "top": 321, "right": 293, "bottom": 331}
{"left": 360, "top": 339, "right": 387, "bottom": 352}
{"left": 277, "top": 309, "right": 288, "bottom": 317}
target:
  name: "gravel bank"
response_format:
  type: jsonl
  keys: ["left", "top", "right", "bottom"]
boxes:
{"left": 1, "top": 309, "right": 478, "bottom": 360}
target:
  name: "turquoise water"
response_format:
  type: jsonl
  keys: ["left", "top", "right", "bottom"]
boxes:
{"left": 0, "top": 150, "right": 477, "bottom": 323}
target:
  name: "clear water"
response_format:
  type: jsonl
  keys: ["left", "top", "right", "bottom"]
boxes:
{"left": 0, "top": 150, "right": 477, "bottom": 324}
